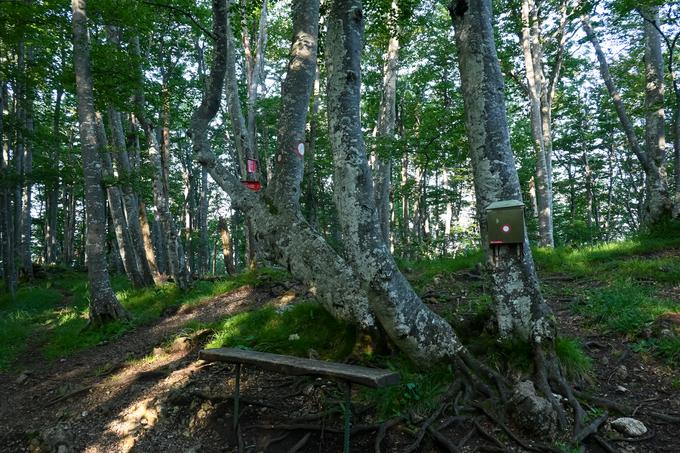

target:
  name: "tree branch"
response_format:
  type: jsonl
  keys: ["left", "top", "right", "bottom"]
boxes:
{"left": 141, "top": 1, "right": 217, "bottom": 41}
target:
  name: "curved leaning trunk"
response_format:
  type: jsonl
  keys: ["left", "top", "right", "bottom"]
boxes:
{"left": 326, "top": 0, "right": 463, "bottom": 361}
{"left": 198, "top": 0, "right": 376, "bottom": 329}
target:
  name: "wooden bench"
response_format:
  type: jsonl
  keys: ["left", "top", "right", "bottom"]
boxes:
{"left": 199, "top": 348, "right": 400, "bottom": 452}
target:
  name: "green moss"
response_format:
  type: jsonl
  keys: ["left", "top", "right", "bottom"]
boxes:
{"left": 207, "top": 301, "right": 356, "bottom": 361}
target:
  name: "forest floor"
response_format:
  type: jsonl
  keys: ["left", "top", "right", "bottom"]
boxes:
{"left": 0, "top": 234, "right": 679, "bottom": 452}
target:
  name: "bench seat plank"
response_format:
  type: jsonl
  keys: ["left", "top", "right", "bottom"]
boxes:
{"left": 199, "top": 348, "right": 400, "bottom": 388}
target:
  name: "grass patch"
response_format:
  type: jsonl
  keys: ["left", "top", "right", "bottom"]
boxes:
{"left": 0, "top": 268, "right": 281, "bottom": 370}
{"left": 359, "top": 355, "right": 454, "bottom": 419}
{"left": 398, "top": 251, "right": 483, "bottom": 291}
{"left": 206, "top": 302, "right": 356, "bottom": 361}
{"left": 633, "top": 337, "right": 680, "bottom": 367}
{"left": 574, "top": 283, "right": 676, "bottom": 337}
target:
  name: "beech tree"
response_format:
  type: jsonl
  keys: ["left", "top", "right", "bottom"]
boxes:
{"left": 582, "top": 7, "right": 674, "bottom": 224}
{"left": 71, "top": 0, "right": 129, "bottom": 324}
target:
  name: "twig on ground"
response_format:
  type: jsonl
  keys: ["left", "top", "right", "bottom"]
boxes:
{"left": 374, "top": 416, "right": 404, "bottom": 453}
{"left": 286, "top": 433, "right": 311, "bottom": 453}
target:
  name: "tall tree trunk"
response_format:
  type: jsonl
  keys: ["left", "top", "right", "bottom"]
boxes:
{"left": 326, "top": 0, "right": 461, "bottom": 359}
{"left": 520, "top": 0, "right": 553, "bottom": 247}
{"left": 138, "top": 200, "right": 160, "bottom": 279}
{"left": 451, "top": 0, "right": 550, "bottom": 342}
{"left": 373, "top": 0, "right": 399, "bottom": 247}
{"left": 108, "top": 106, "right": 157, "bottom": 285}
{"left": 303, "top": 65, "right": 321, "bottom": 230}
{"left": 190, "top": 0, "right": 228, "bottom": 277}
{"left": 132, "top": 36, "right": 189, "bottom": 290}
{"left": 96, "top": 113, "right": 146, "bottom": 288}
{"left": 45, "top": 87, "right": 63, "bottom": 265}
{"left": 218, "top": 217, "right": 236, "bottom": 275}
{"left": 582, "top": 14, "right": 671, "bottom": 224}
{"left": 450, "top": 0, "right": 584, "bottom": 430}
{"left": 71, "top": 0, "right": 129, "bottom": 323}
{"left": 199, "top": 0, "right": 376, "bottom": 329}
{"left": 642, "top": 5, "right": 670, "bottom": 223}
{"left": 0, "top": 79, "right": 17, "bottom": 297}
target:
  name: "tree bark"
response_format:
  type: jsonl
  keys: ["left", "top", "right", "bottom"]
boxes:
{"left": 45, "top": 87, "right": 63, "bottom": 265}
{"left": 199, "top": 0, "right": 376, "bottom": 329}
{"left": 582, "top": 14, "right": 671, "bottom": 224}
{"left": 0, "top": 79, "right": 17, "bottom": 297}
{"left": 520, "top": 0, "right": 553, "bottom": 247}
{"left": 190, "top": 0, "right": 228, "bottom": 276}
{"left": 95, "top": 113, "right": 146, "bottom": 288}
{"left": 218, "top": 217, "right": 236, "bottom": 275}
{"left": 108, "top": 106, "right": 157, "bottom": 285}
{"left": 449, "top": 0, "right": 553, "bottom": 343}
{"left": 373, "top": 0, "right": 399, "bottom": 247}
{"left": 132, "top": 35, "right": 189, "bottom": 290}
{"left": 642, "top": 5, "right": 670, "bottom": 223}
{"left": 326, "top": 0, "right": 462, "bottom": 360}
{"left": 71, "top": 0, "right": 129, "bottom": 324}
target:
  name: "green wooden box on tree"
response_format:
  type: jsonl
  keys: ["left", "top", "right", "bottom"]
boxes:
{"left": 486, "top": 200, "right": 525, "bottom": 245}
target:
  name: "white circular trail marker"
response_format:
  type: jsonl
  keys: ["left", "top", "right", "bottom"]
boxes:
{"left": 294, "top": 142, "right": 305, "bottom": 158}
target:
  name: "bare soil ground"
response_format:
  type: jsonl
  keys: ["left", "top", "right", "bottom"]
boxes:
{"left": 0, "top": 273, "right": 678, "bottom": 452}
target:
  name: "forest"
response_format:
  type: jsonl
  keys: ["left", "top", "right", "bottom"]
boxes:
{"left": 0, "top": 0, "right": 679, "bottom": 451}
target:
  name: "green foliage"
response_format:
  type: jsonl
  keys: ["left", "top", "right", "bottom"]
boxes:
{"left": 358, "top": 355, "right": 455, "bottom": 419}
{"left": 398, "top": 251, "right": 483, "bottom": 291}
{"left": 555, "top": 337, "right": 593, "bottom": 381}
{"left": 575, "top": 283, "right": 675, "bottom": 337}
{"left": 0, "top": 269, "right": 275, "bottom": 370}
{"left": 207, "top": 302, "right": 356, "bottom": 361}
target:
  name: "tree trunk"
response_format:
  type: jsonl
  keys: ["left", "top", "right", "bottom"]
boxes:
{"left": 326, "top": 0, "right": 462, "bottom": 360}
{"left": 303, "top": 65, "right": 321, "bottom": 230}
{"left": 642, "top": 5, "right": 671, "bottom": 223}
{"left": 199, "top": 0, "right": 376, "bottom": 328}
{"left": 373, "top": 0, "right": 399, "bottom": 247}
{"left": 190, "top": 0, "right": 228, "bottom": 276}
{"left": 450, "top": 0, "right": 556, "bottom": 343}
{"left": 0, "top": 79, "right": 17, "bottom": 297}
{"left": 582, "top": 14, "right": 671, "bottom": 224}
{"left": 96, "top": 113, "right": 146, "bottom": 288}
{"left": 108, "top": 106, "right": 157, "bottom": 285}
{"left": 218, "top": 217, "right": 236, "bottom": 275}
{"left": 138, "top": 200, "right": 160, "bottom": 278}
{"left": 71, "top": 0, "right": 129, "bottom": 324}
{"left": 450, "top": 0, "right": 584, "bottom": 430}
{"left": 132, "top": 36, "right": 189, "bottom": 290}
{"left": 520, "top": 0, "right": 553, "bottom": 247}
{"left": 45, "top": 87, "right": 63, "bottom": 265}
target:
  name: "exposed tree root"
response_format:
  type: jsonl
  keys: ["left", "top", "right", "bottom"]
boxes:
{"left": 286, "top": 433, "right": 311, "bottom": 453}
{"left": 404, "top": 403, "right": 449, "bottom": 453}
{"left": 574, "top": 411, "right": 608, "bottom": 443}
{"left": 426, "top": 424, "right": 460, "bottom": 452}
{"left": 374, "top": 416, "right": 404, "bottom": 453}
{"left": 473, "top": 418, "right": 507, "bottom": 450}
{"left": 575, "top": 390, "right": 680, "bottom": 423}
{"left": 593, "top": 435, "right": 621, "bottom": 453}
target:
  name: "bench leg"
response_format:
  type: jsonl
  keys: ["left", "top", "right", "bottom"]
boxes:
{"left": 343, "top": 381, "right": 351, "bottom": 453}
{"left": 233, "top": 363, "right": 241, "bottom": 431}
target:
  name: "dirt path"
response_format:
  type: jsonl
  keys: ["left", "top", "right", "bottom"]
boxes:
{"left": 0, "top": 284, "right": 273, "bottom": 452}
